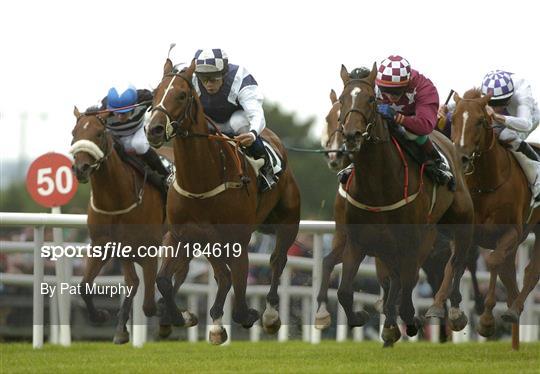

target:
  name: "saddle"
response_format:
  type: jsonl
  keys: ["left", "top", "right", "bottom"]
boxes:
{"left": 112, "top": 139, "right": 171, "bottom": 199}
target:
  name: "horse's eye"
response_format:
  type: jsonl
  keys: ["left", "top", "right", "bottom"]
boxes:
{"left": 177, "top": 92, "right": 187, "bottom": 101}
{"left": 368, "top": 96, "right": 375, "bottom": 103}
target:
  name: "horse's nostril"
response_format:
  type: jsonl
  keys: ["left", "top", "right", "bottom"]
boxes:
{"left": 151, "top": 125, "right": 165, "bottom": 137}
{"left": 461, "top": 155, "right": 470, "bottom": 165}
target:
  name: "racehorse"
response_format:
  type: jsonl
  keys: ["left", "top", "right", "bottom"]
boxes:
{"left": 451, "top": 89, "right": 540, "bottom": 336}
{"left": 70, "top": 107, "right": 165, "bottom": 344}
{"left": 316, "top": 88, "right": 485, "bottom": 341}
{"left": 145, "top": 58, "right": 301, "bottom": 345}
{"left": 335, "top": 64, "right": 474, "bottom": 347}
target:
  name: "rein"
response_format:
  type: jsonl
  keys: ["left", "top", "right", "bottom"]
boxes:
{"left": 151, "top": 71, "right": 249, "bottom": 199}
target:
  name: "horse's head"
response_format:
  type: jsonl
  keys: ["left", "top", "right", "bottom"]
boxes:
{"left": 322, "top": 89, "right": 345, "bottom": 170}
{"left": 70, "top": 106, "right": 111, "bottom": 183}
{"left": 147, "top": 58, "right": 196, "bottom": 148}
{"left": 338, "top": 63, "right": 382, "bottom": 152}
{"left": 450, "top": 89, "right": 493, "bottom": 173}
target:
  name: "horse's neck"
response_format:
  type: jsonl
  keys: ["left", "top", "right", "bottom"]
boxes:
{"left": 350, "top": 139, "right": 406, "bottom": 200}
{"left": 470, "top": 134, "right": 511, "bottom": 188}
{"left": 90, "top": 150, "right": 135, "bottom": 207}
{"left": 173, "top": 111, "right": 224, "bottom": 191}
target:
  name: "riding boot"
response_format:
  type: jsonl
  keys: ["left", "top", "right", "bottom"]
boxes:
{"left": 246, "top": 135, "right": 277, "bottom": 192}
{"left": 421, "top": 138, "right": 455, "bottom": 189}
{"left": 141, "top": 148, "right": 170, "bottom": 200}
{"left": 517, "top": 141, "right": 540, "bottom": 162}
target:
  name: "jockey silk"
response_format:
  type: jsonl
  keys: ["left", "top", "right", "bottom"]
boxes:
{"left": 376, "top": 69, "right": 440, "bottom": 136}
{"left": 193, "top": 64, "right": 266, "bottom": 135}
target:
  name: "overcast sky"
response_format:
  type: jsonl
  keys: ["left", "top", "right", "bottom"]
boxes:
{"left": 1, "top": 0, "right": 538, "bottom": 163}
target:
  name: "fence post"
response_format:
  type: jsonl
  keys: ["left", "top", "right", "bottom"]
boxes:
{"left": 132, "top": 263, "right": 146, "bottom": 347}
{"left": 278, "top": 266, "right": 291, "bottom": 342}
{"left": 188, "top": 294, "right": 199, "bottom": 342}
{"left": 310, "top": 233, "right": 323, "bottom": 344}
{"left": 249, "top": 296, "right": 261, "bottom": 342}
{"left": 33, "top": 226, "right": 45, "bottom": 349}
{"left": 52, "top": 206, "right": 71, "bottom": 346}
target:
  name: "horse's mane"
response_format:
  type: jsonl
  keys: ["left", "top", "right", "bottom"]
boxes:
{"left": 84, "top": 105, "right": 101, "bottom": 115}
{"left": 463, "top": 87, "right": 482, "bottom": 100}
{"left": 349, "top": 67, "right": 371, "bottom": 80}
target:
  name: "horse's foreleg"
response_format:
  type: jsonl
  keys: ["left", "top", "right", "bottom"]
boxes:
{"left": 156, "top": 232, "right": 186, "bottom": 327}
{"left": 478, "top": 269, "right": 498, "bottom": 337}
{"left": 467, "top": 245, "right": 484, "bottom": 315}
{"left": 139, "top": 257, "right": 157, "bottom": 317}
{"left": 399, "top": 259, "right": 422, "bottom": 338}
{"left": 229, "top": 245, "right": 260, "bottom": 330}
{"left": 207, "top": 258, "right": 232, "bottom": 345}
{"left": 316, "top": 228, "right": 345, "bottom": 330}
{"left": 381, "top": 270, "right": 401, "bottom": 347}
{"left": 502, "top": 237, "right": 540, "bottom": 323}
{"left": 336, "top": 241, "right": 368, "bottom": 328}
{"left": 80, "top": 255, "right": 110, "bottom": 323}
{"left": 113, "top": 261, "right": 139, "bottom": 344}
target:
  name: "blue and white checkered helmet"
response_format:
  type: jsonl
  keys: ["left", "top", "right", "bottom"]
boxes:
{"left": 481, "top": 70, "right": 514, "bottom": 100}
{"left": 194, "top": 49, "right": 229, "bottom": 75}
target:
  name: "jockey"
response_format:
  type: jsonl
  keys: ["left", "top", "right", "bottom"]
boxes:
{"left": 101, "top": 85, "right": 171, "bottom": 193}
{"left": 482, "top": 70, "right": 540, "bottom": 159}
{"left": 375, "top": 55, "right": 454, "bottom": 187}
{"left": 192, "top": 48, "right": 276, "bottom": 192}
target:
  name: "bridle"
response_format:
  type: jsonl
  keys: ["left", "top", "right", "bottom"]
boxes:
{"left": 151, "top": 71, "right": 196, "bottom": 141}
{"left": 339, "top": 79, "right": 384, "bottom": 147}
{"left": 70, "top": 113, "right": 112, "bottom": 171}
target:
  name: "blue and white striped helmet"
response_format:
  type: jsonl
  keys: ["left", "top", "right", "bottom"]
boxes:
{"left": 194, "top": 48, "right": 229, "bottom": 75}
{"left": 481, "top": 70, "right": 514, "bottom": 100}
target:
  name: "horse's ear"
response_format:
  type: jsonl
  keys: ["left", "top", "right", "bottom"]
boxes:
{"left": 340, "top": 65, "right": 350, "bottom": 84}
{"left": 480, "top": 93, "right": 492, "bottom": 106}
{"left": 164, "top": 58, "right": 173, "bottom": 75}
{"left": 330, "top": 89, "right": 337, "bottom": 104}
{"left": 185, "top": 59, "right": 196, "bottom": 77}
{"left": 367, "top": 62, "right": 377, "bottom": 85}
{"left": 73, "top": 106, "right": 80, "bottom": 118}
{"left": 453, "top": 92, "right": 461, "bottom": 104}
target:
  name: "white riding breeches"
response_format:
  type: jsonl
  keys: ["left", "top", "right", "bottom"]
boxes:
{"left": 116, "top": 125, "right": 150, "bottom": 155}
{"left": 499, "top": 128, "right": 522, "bottom": 151}
{"left": 213, "top": 110, "right": 253, "bottom": 136}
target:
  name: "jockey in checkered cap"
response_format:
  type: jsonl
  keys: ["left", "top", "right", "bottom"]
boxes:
{"left": 100, "top": 85, "right": 170, "bottom": 198}
{"left": 482, "top": 71, "right": 540, "bottom": 160}
{"left": 375, "top": 55, "right": 453, "bottom": 187}
{"left": 192, "top": 48, "right": 276, "bottom": 192}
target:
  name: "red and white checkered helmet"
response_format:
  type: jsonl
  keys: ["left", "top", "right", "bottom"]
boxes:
{"left": 376, "top": 55, "right": 411, "bottom": 87}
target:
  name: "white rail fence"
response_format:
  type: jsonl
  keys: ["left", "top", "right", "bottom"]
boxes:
{"left": 0, "top": 212, "right": 538, "bottom": 348}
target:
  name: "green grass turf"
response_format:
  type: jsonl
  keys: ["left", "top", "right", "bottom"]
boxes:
{"left": 1, "top": 341, "right": 539, "bottom": 373}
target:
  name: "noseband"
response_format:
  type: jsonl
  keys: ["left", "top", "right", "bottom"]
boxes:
{"left": 70, "top": 113, "right": 112, "bottom": 170}
{"left": 151, "top": 72, "right": 196, "bottom": 141}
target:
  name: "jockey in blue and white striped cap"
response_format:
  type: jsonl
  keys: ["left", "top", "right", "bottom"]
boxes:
{"left": 192, "top": 48, "right": 277, "bottom": 191}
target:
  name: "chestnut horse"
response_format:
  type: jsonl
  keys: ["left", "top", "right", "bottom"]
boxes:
{"left": 451, "top": 89, "right": 540, "bottom": 337}
{"left": 316, "top": 88, "right": 485, "bottom": 341}
{"left": 336, "top": 64, "right": 474, "bottom": 347}
{"left": 70, "top": 107, "right": 164, "bottom": 344}
{"left": 146, "top": 59, "right": 300, "bottom": 345}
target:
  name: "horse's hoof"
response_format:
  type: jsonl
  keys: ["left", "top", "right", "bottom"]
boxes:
{"left": 209, "top": 326, "right": 228, "bottom": 345}
{"left": 241, "top": 309, "right": 260, "bottom": 329}
{"left": 374, "top": 299, "right": 384, "bottom": 314}
{"left": 89, "top": 309, "right": 110, "bottom": 324}
{"left": 170, "top": 310, "right": 186, "bottom": 327}
{"left": 262, "top": 316, "right": 281, "bottom": 334}
{"left": 183, "top": 312, "right": 199, "bottom": 328}
{"left": 382, "top": 340, "right": 395, "bottom": 348}
{"left": 474, "top": 297, "right": 485, "bottom": 315}
{"left": 158, "top": 324, "right": 172, "bottom": 339}
{"left": 349, "top": 310, "right": 370, "bottom": 328}
{"left": 381, "top": 325, "right": 401, "bottom": 344}
{"left": 315, "top": 312, "right": 331, "bottom": 330}
{"left": 425, "top": 305, "right": 445, "bottom": 319}
{"left": 113, "top": 330, "right": 130, "bottom": 345}
{"left": 501, "top": 308, "right": 520, "bottom": 324}
{"left": 406, "top": 316, "right": 424, "bottom": 337}
{"left": 477, "top": 322, "right": 496, "bottom": 337}
{"left": 448, "top": 308, "right": 468, "bottom": 332}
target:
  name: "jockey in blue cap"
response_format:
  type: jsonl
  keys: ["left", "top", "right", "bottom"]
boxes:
{"left": 101, "top": 85, "right": 170, "bottom": 195}
{"left": 192, "top": 48, "right": 276, "bottom": 192}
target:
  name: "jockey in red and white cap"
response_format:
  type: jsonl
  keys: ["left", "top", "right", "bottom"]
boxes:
{"left": 375, "top": 55, "right": 453, "bottom": 187}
